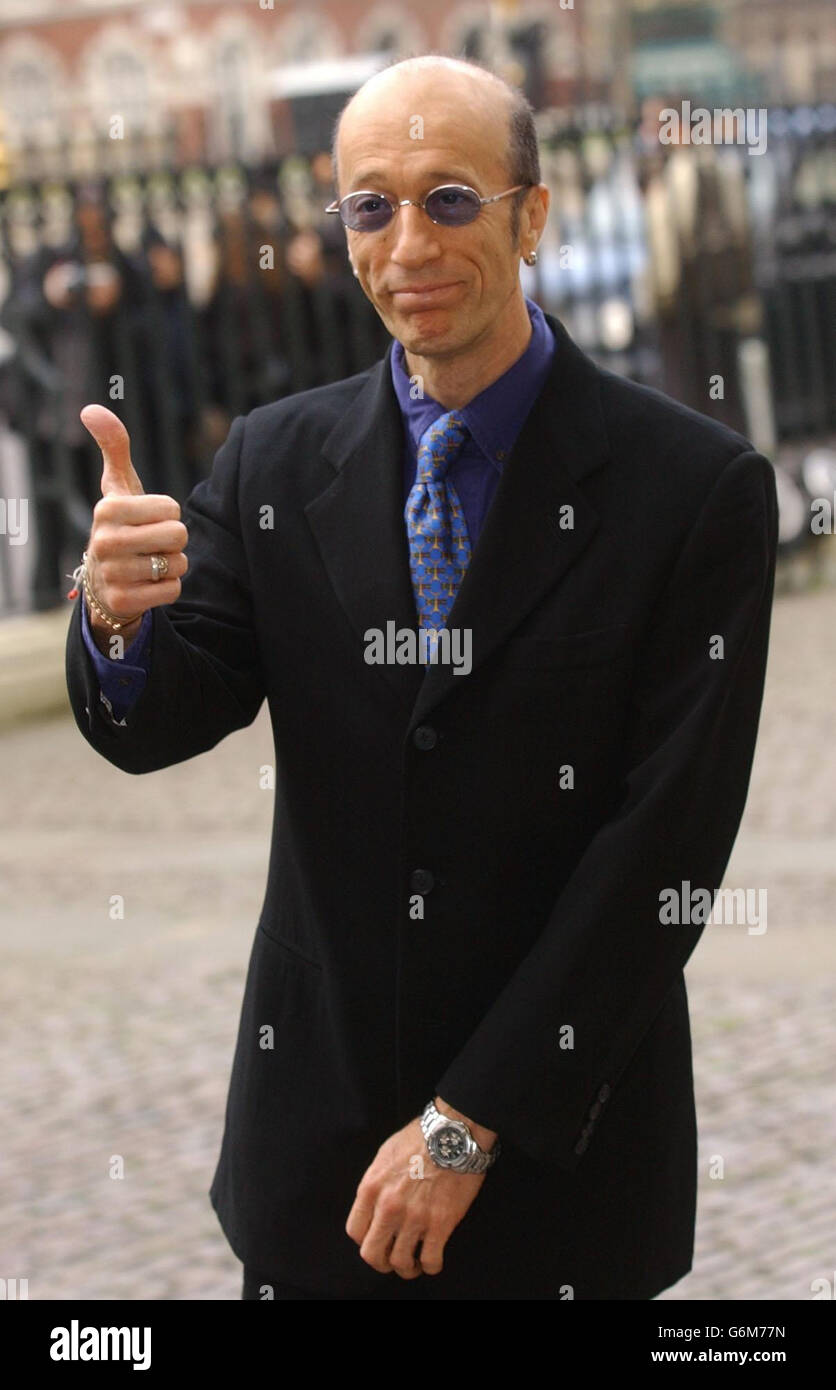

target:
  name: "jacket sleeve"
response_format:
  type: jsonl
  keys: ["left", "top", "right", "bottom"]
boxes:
{"left": 80, "top": 599, "right": 152, "bottom": 724}
{"left": 65, "top": 414, "right": 265, "bottom": 774}
{"left": 434, "top": 447, "right": 779, "bottom": 1170}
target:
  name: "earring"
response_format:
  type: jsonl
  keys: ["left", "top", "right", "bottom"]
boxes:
{"left": 524, "top": 249, "right": 538, "bottom": 267}
{"left": 351, "top": 263, "right": 359, "bottom": 277}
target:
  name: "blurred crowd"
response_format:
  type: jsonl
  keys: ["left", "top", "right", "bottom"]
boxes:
{"left": 0, "top": 106, "right": 834, "bottom": 612}
{"left": 0, "top": 152, "right": 390, "bottom": 608}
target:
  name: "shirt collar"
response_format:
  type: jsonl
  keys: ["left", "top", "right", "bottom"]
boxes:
{"left": 390, "top": 296, "right": 555, "bottom": 471}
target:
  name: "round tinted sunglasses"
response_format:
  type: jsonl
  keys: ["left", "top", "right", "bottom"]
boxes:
{"left": 325, "top": 182, "right": 532, "bottom": 232}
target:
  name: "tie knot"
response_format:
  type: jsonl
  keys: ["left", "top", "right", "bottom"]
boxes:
{"left": 416, "top": 410, "right": 469, "bottom": 482}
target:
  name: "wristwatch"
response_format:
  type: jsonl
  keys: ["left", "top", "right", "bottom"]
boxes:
{"left": 420, "top": 1100, "right": 500, "bottom": 1174}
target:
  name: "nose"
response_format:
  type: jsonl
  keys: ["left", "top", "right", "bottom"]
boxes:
{"left": 387, "top": 201, "right": 443, "bottom": 268}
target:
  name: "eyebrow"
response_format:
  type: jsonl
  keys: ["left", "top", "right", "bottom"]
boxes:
{"left": 347, "top": 169, "right": 478, "bottom": 191}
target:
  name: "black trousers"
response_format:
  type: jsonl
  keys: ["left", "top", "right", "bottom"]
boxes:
{"left": 243, "top": 1266, "right": 430, "bottom": 1300}
{"left": 240, "top": 1263, "right": 581, "bottom": 1301}
{"left": 241, "top": 1259, "right": 658, "bottom": 1300}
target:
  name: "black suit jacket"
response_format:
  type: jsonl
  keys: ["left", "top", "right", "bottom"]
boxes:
{"left": 65, "top": 314, "right": 778, "bottom": 1299}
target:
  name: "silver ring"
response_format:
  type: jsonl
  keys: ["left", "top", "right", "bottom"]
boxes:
{"left": 150, "top": 554, "right": 169, "bottom": 583}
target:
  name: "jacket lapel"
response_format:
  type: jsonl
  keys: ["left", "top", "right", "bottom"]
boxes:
{"left": 410, "top": 315, "right": 611, "bottom": 725}
{"left": 305, "top": 314, "right": 611, "bottom": 720}
{"left": 305, "top": 345, "right": 425, "bottom": 708}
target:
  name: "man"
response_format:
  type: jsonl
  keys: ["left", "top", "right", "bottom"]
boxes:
{"left": 65, "top": 56, "right": 778, "bottom": 1300}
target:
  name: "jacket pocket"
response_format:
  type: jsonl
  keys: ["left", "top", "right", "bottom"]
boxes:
{"left": 257, "top": 920, "right": 322, "bottom": 971}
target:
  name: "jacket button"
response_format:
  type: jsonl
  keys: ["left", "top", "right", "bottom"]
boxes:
{"left": 410, "top": 869, "right": 435, "bottom": 894}
{"left": 574, "top": 1136, "right": 589, "bottom": 1156}
{"left": 597, "top": 1084, "right": 611, "bottom": 1104}
{"left": 412, "top": 725, "right": 438, "bottom": 750}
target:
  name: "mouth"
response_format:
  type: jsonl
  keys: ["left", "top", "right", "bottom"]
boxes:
{"left": 390, "top": 282, "right": 462, "bottom": 309}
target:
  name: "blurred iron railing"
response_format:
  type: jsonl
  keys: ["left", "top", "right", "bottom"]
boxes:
{"left": 0, "top": 107, "right": 834, "bottom": 614}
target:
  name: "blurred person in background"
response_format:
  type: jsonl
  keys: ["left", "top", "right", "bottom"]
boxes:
{"left": 199, "top": 179, "right": 292, "bottom": 431}
{"left": 2, "top": 185, "right": 146, "bottom": 608}
{"left": 638, "top": 95, "right": 761, "bottom": 435}
{"left": 282, "top": 151, "right": 380, "bottom": 391}
{"left": 130, "top": 226, "right": 203, "bottom": 497}
{"left": 310, "top": 148, "right": 355, "bottom": 275}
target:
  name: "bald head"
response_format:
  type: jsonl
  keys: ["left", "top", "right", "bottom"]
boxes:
{"left": 334, "top": 57, "right": 511, "bottom": 177}
{"left": 331, "top": 55, "right": 539, "bottom": 239}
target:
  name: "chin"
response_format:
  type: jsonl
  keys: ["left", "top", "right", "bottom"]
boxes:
{"left": 390, "top": 308, "right": 468, "bottom": 355}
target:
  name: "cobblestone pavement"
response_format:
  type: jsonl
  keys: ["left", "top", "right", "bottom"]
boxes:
{"left": 1, "top": 584, "right": 834, "bottom": 1302}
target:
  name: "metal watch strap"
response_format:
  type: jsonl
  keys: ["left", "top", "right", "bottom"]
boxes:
{"left": 421, "top": 1100, "right": 500, "bottom": 1172}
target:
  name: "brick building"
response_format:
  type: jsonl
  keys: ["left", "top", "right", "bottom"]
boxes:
{"left": 0, "top": 0, "right": 601, "bottom": 179}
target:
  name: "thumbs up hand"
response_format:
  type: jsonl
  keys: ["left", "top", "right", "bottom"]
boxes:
{"left": 80, "top": 405, "right": 189, "bottom": 651}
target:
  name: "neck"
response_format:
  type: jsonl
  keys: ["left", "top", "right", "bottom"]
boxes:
{"left": 403, "top": 289, "right": 533, "bottom": 409}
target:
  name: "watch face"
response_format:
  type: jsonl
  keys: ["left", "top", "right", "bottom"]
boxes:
{"left": 431, "top": 1122, "right": 468, "bottom": 1164}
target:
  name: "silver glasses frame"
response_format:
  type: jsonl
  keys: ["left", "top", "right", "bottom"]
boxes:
{"left": 324, "top": 182, "right": 533, "bottom": 230}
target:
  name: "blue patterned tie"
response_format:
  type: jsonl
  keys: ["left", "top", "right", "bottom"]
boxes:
{"left": 405, "top": 411, "right": 472, "bottom": 631}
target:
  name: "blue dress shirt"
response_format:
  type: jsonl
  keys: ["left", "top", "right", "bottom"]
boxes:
{"left": 392, "top": 295, "right": 554, "bottom": 549}
{"left": 82, "top": 296, "right": 555, "bottom": 722}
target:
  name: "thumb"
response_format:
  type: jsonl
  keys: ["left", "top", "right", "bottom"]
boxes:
{"left": 80, "top": 404, "right": 144, "bottom": 497}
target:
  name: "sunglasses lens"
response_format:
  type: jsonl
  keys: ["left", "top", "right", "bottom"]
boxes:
{"left": 425, "top": 187, "right": 482, "bottom": 225}
{"left": 340, "top": 193, "right": 392, "bottom": 231}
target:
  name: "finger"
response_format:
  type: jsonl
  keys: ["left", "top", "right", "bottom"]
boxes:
{"left": 94, "top": 519, "right": 189, "bottom": 559}
{"left": 98, "top": 577, "right": 183, "bottom": 614}
{"left": 80, "top": 404, "right": 145, "bottom": 498}
{"left": 345, "top": 1196, "right": 375, "bottom": 1247}
{"left": 358, "top": 1211, "right": 397, "bottom": 1274}
{"left": 388, "top": 1228, "right": 425, "bottom": 1280}
{"left": 418, "top": 1235, "right": 446, "bottom": 1276}
{"left": 96, "top": 551, "right": 188, "bottom": 587}
{"left": 93, "top": 494, "right": 181, "bottom": 525}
